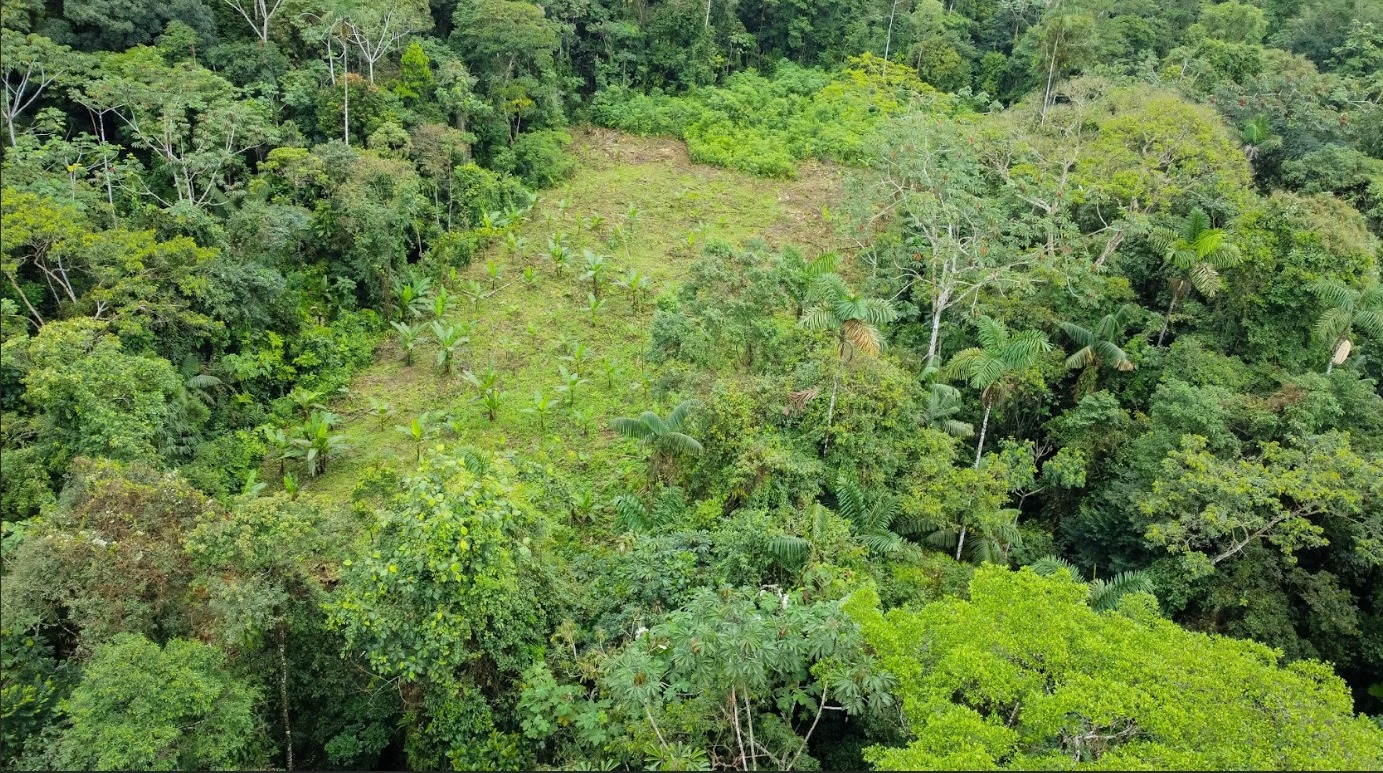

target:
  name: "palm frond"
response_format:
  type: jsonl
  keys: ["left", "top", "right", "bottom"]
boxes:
{"left": 1088, "top": 570, "right": 1154, "bottom": 612}
{"left": 665, "top": 400, "right": 696, "bottom": 430}
{"left": 611, "top": 416, "right": 655, "bottom": 440}
{"left": 843, "top": 319, "right": 883, "bottom": 356}
{"left": 660, "top": 431, "right": 703, "bottom": 456}
{"left": 1060, "top": 322, "right": 1096, "bottom": 349}
{"left": 1354, "top": 308, "right": 1383, "bottom": 339}
{"left": 942, "top": 418, "right": 974, "bottom": 438}
{"left": 860, "top": 530, "right": 909, "bottom": 557}
{"left": 1094, "top": 340, "right": 1131, "bottom": 370}
{"left": 856, "top": 297, "right": 900, "bottom": 325}
{"left": 768, "top": 535, "right": 812, "bottom": 567}
{"left": 1002, "top": 330, "right": 1051, "bottom": 366}
{"left": 835, "top": 477, "right": 866, "bottom": 524}
{"left": 640, "top": 411, "right": 668, "bottom": 436}
{"left": 1029, "top": 555, "right": 1079, "bottom": 578}
{"left": 975, "top": 315, "right": 1007, "bottom": 351}
{"left": 1065, "top": 346, "right": 1095, "bottom": 370}
{"left": 185, "top": 374, "right": 223, "bottom": 390}
{"left": 800, "top": 306, "right": 839, "bottom": 332}
{"left": 1188, "top": 261, "right": 1222, "bottom": 296}
{"left": 1182, "top": 208, "right": 1211, "bottom": 239}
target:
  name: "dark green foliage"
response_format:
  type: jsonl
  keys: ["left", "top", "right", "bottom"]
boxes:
{"left": 4, "top": 0, "right": 1383, "bottom": 768}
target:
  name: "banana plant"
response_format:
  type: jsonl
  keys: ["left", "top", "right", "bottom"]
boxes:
{"left": 367, "top": 397, "right": 395, "bottom": 430}
{"left": 560, "top": 340, "right": 591, "bottom": 376}
{"left": 557, "top": 364, "right": 587, "bottom": 408}
{"left": 616, "top": 269, "right": 652, "bottom": 312}
{"left": 460, "top": 279, "right": 492, "bottom": 312}
{"left": 394, "top": 412, "right": 437, "bottom": 463}
{"left": 391, "top": 321, "right": 424, "bottom": 366}
{"left": 485, "top": 259, "right": 505, "bottom": 288}
{"left": 432, "top": 321, "right": 469, "bottom": 374}
{"left": 522, "top": 389, "right": 558, "bottom": 431}
{"left": 587, "top": 293, "right": 605, "bottom": 322}
{"left": 580, "top": 250, "right": 610, "bottom": 299}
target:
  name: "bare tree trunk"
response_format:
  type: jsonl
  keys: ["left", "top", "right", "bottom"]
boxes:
{"left": 926, "top": 290, "right": 948, "bottom": 364}
{"left": 973, "top": 402, "right": 991, "bottom": 469}
{"left": 279, "top": 629, "right": 293, "bottom": 771}
{"left": 1157, "top": 294, "right": 1176, "bottom": 346}
{"left": 883, "top": 0, "right": 902, "bottom": 72}
{"left": 342, "top": 48, "right": 350, "bottom": 146}
{"left": 1040, "top": 31, "right": 1061, "bottom": 125}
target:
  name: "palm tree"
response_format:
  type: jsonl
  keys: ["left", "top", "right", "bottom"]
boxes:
{"left": 1029, "top": 556, "right": 1154, "bottom": 612}
{"left": 799, "top": 272, "right": 899, "bottom": 432}
{"left": 391, "top": 321, "right": 424, "bottom": 366}
{"left": 1309, "top": 279, "right": 1383, "bottom": 373}
{"left": 1148, "top": 208, "right": 1242, "bottom": 346}
{"left": 611, "top": 400, "right": 703, "bottom": 483}
{"left": 921, "top": 383, "right": 974, "bottom": 438}
{"left": 580, "top": 250, "right": 610, "bottom": 298}
{"left": 834, "top": 475, "right": 918, "bottom": 559}
{"left": 1060, "top": 304, "right": 1137, "bottom": 395}
{"left": 946, "top": 315, "right": 1051, "bottom": 471}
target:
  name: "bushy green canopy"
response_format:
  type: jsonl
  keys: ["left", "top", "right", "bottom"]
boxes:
{"left": 845, "top": 566, "right": 1383, "bottom": 770}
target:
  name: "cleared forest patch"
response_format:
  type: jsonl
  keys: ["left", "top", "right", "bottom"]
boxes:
{"left": 304, "top": 129, "right": 845, "bottom": 500}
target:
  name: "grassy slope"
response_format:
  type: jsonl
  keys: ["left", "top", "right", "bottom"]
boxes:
{"left": 305, "top": 128, "right": 844, "bottom": 501}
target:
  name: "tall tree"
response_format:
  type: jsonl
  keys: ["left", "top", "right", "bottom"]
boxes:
{"left": 1148, "top": 208, "right": 1242, "bottom": 346}
{"left": 844, "top": 567, "right": 1383, "bottom": 769}
{"left": 1059, "top": 304, "right": 1137, "bottom": 395}
{"left": 1309, "top": 279, "right": 1383, "bottom": 373}
{"left": 219, "top": 0, "right": 287, "bottom": 46}
{"left": 946, "top": 315, "right": 1050, "bottom": 470}
{"left": 800, "top": 272, "right": 899, "bottom": 433}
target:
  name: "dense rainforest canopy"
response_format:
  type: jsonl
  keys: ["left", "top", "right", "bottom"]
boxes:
{"left": 3, "top": 0, "right": 1383, "bottom": 770}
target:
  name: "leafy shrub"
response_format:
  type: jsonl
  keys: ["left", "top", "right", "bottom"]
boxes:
{"left": 592, "top": 55, "right": 951, "bottom": 177}
{"left": 509, "top": 129, "right": 577, "bottom": 188}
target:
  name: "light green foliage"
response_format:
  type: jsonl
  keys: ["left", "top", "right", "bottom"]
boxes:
{"left": 330, "top": 452, "right": 554, "bottom": 685}
{"left": 19, "top": 319, "right": 187, "bottom": 463}
{"left": 396, "top": 41, "right": 435, "bottom": 102}
{"left": 54, "top": 633, "right": 261, "bottom": 771}
{"left": 846, "top": 567, "right": 1383, "bottom": 770}
{"left": 1139, "top": 432, "right": 1383, "bottom": 573}
{"left": 594, "top": 55, "right": 951, "bottom": 177}
{"left": 1072, "top": 85, "right": 1253, "bottom": 215}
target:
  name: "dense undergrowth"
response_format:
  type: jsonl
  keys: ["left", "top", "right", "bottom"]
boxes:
{"left": 4, "top": 0, "right": 1383, "bottom": 770}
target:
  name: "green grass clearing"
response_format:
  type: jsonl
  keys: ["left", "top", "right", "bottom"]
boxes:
{"left": 302, "top": 129, "right": 844, "bottom": 501}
